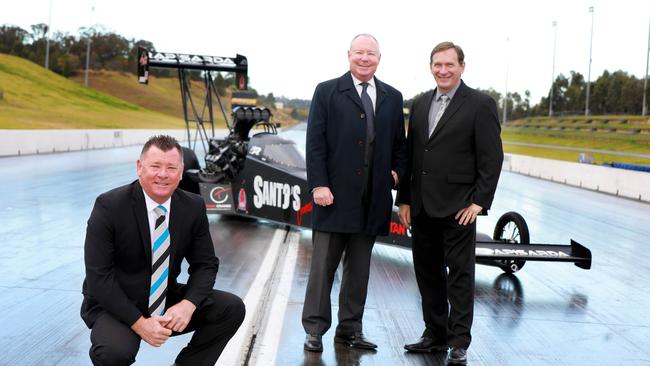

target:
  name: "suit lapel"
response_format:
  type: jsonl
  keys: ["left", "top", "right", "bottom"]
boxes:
{"left": 339, "top": 72, "right": 364, "bottom": 112}
{"left": 131, "top": 181, "right": 152, "bottom": 266}
{"left": 374, "top": 76, "right": 387, "bottom": 114}
{"left": 418, "top": 90, "right": 435, "bottom": 144}
{"left": 429, "top": 81, "right": 468, "bottom": 140}
{"left": 168, "top": 191, "right": 181, "bottom": 268}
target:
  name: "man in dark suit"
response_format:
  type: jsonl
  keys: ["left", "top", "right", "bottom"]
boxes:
{"left": 81, "top": 135, "right": 245, "bottom": 366}
{"left": 397, "top": 42, "right": 503, "bottom": 365}
{"left": 302, "top": 33, "right": 407, "bottom": 352}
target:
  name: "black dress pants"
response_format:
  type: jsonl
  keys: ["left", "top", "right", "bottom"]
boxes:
{"left": 412, "top": 211, "right": 476, "bottom": 348}
{"left": 302, "top": 230, "right": 375, "bottom": 336}
{"left": 89, "top": 289, "right": 245, "bottom": 366}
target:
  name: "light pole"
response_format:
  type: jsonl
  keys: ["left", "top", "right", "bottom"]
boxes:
{"left": 84, "top": 5, "right": 95, "bottom": 88}
{"left": 585, "top": 6, "right": 594, "bottom": 116}
{"left": 643, "top": 17, "right": 649, "bottom": 116}
{"left": 503, "top": 37, "right": 509, "bottom": 124}
{"left": 549, "top": 21, "right": 557, "bottom": 117}
{"left": 44, "top": 0, "right": 52, "bottom": 70}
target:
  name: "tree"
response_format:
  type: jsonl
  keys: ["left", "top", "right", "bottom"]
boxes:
{"left": 0, "top": 25, "right": 30, "bottom": 57}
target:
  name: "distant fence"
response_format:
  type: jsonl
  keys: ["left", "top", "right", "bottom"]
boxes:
{"left": 504, "top": 153, "right": 650, "bottom": 202}
{"left": 0, "top": 129, "right": 228, "bottom": 157}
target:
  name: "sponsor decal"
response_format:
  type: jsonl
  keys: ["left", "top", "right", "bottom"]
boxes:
{"left": 390, "top": 221, "right": 412, "bottom": 237}
{"left": 249, "top": 146, "right": 262, "bottom": 156}
{"left": 237, "top": 188, "right": 247, "bottom": 212}
{"left": 207, "top": 186, "right": 232, "bottom": 210}
{"left": 150, "top": 52, "right": 237, "bottom": 68}
{"left": 297, "top": 201, "right": 312, "bottom": 226}
{"left": 477, "top": 248, "right": 571, "bottom": 257}
{"left": 252, "top": 175, "right": 301, "bottom": 211}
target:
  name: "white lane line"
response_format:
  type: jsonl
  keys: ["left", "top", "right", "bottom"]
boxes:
{"left": 216, "top": 227, "right": 288, "bottom": 366}
{"left": 250, "top": 230, "right": 300, "bottom": 366}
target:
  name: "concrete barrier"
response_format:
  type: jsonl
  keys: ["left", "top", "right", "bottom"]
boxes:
{"left": 0, "top": 129, "right": 228, "bottom": 157}
{"left": 504, "top": 153, "right": 650, "bottom": 202}
{"left": 2, "top": 131, "right": 648, "bottom": 203}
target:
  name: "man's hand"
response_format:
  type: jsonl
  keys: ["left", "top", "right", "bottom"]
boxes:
{"left": 454, "top": 203, "right": 483, "bottom": 226}
{"left": 398, "top": 204, "right": 411, "bottom": 228}
{"left": 161, "top": 299, "right": 196, "bottom": 333}
{"left": 313, "top": 187, "right": 334, "bottom": 206}
{"left": 391, "top": 170, "right": 399, "bottom": 187}
{"left": 131, "top": 315, "right": 172, "bottom": 347}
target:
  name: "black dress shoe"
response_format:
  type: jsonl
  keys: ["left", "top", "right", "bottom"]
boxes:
{"left": 404, "top": 337, "right": 448, "bottom": 353}
{"left": 304, "top": 334, "right": 323, "bottom": 352}
{"left": 334, "top": 333, "right": 377, "bottom": 350}
{"left": 448, "top": 347, "right": 467, "bottom": 364}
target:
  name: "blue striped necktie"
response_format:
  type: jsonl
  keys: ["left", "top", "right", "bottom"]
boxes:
{"left": 149, "top": 205, "right": 170, "bottom": 316}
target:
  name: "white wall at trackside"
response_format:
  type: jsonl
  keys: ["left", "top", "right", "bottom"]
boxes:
{"left": 0, "top": 130, "right": 648, "bottom": 203}
{"left": 0, "top": 129, "right": 229, "bottom": 156}
{"left": 503, "top": 154, "right": 650, "bottom": 203}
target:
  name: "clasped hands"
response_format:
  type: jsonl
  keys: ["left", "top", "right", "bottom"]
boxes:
{"left": 130, "top": 299, "right": 196, "bottom": 347}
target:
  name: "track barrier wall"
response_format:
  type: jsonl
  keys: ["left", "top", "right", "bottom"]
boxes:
{"left": 504, "top": 153, "right": 650, "bottom": 203}
{"left": 0, "top": 131, "right": 648, "bottom": 203}
{"left": 0, "top": 129, "right": 228, "bottom": 156}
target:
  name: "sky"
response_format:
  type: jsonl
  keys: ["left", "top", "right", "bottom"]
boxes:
{"left": 2, "top": 0, "right": 649, "bottom": 104}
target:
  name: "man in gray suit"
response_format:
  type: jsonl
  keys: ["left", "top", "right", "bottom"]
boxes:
{"left": 302, "top": 34, "right": 407, "bottom": 352}
{"left": 398, "top": 42, "right": 503, "bottom": 365}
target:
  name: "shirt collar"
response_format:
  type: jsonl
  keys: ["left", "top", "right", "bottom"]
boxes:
{"left": 351, "top": 73, "right": 376, "bottom": 90}
{"left": 142, "top": 189, "right": 171, "bottom": 214}
{"left": 435, "top": 80, "right": 461, "bottom": 101}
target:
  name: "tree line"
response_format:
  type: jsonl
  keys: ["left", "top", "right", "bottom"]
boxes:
{"left": 408, "top": 70, "right": 649, "bottom": 120}
{"left": 0, "top": 23, "right": 244, "bottom": 90}
{"left": 3, "top": 23, "right": 647, "bottom": 118}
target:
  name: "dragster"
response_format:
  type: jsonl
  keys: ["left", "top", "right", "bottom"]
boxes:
{"left": 137, "top": 47, "right": 592, "bottom": 274}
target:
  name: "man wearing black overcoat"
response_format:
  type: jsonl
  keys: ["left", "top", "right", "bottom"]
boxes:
{"left": 302, "top": 33, "right": 407, "bottom": 352}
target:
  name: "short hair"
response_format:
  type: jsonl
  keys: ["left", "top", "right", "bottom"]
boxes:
{"left": 349, "top": 33, "right": 380, "bottom": 51}
{"left": 141, "top": 135, "right": 183, "bottom": 160}
{"left": 430, "top": 42, "right": 465, "bottom": 65}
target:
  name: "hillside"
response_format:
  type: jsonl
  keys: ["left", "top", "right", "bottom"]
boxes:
{"left": 504, "top": 116, "right": 650, "bottom": 165}
{"left": 69, "top": 70, "right": 300, "bottom": 128}
{"left": 0, "top": 53, "right": 183, "bottom": 129}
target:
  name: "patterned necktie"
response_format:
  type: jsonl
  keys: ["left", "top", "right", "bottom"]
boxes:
{"left": 429, "top": 94, "right": 449, "bottom": 137}
{"left": 149, "top": 205, "right": 170, "bottom": 316}
{"left": 360, "top": 82, "right": 375, "bottom": 143}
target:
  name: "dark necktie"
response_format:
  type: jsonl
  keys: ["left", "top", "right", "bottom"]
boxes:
{"left": 361, "top": 82, "right": 375, "bottom": 143}
{"left": 429, "top": 94, "right": 449, "bottom": 137}
{"left": 149, "top": 205, "right": 170, "bottom": 316}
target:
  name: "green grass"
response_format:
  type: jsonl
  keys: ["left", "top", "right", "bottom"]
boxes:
{"left": 503, "top": 117, "right": 650, "bottom": 166}
{"left": 0, "top": 53, "right": 184, "bottom": 129}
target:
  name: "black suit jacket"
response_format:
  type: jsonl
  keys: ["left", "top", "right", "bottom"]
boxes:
{"left": 306, "top": 71, "right": 407, "bottom": 235}
{"left": 81, "top": 181, "right": 218, "bottom": 328}
{"left": 397, "top": 81, "right": 503, "bottom": 218}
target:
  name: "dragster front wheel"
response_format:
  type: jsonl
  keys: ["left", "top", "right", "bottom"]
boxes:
{"left": 492, "top": 211, "right": 530, "bottom": 273}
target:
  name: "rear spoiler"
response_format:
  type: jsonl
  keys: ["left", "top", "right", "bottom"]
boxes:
{"left": 137, "top": 46, "right": 248, "bottom": 89}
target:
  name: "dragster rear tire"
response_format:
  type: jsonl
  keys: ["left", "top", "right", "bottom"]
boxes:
{"left": 492, "top": 211, "right": 530, "bottom": 273}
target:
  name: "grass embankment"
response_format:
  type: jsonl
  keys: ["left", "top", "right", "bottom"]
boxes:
{"left": 0, "top": 53, "right": 183, "bottom": 129}
{"left": 69, "top": 70, "right": 300, "bottom": 128}
{"left": 504, "top": 116, "right": 650, "bottom": 166}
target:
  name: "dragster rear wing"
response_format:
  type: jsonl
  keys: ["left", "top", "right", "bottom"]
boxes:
{"left": 137, "top": 47, "right": 248, "bottom": 89}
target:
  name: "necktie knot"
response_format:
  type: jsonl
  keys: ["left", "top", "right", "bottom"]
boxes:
{"left": 361, "top": 82, "right": 369, "bottom": 93}
{"left": 154, "top": 205, "right": 167, "bottom": 218}
{"left": 440, "top": 95, "right": 449, "bottom": 103}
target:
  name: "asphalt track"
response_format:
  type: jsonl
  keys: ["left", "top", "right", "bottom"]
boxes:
{"left": 1, "top": 140, "right": 649, "bottom": 365}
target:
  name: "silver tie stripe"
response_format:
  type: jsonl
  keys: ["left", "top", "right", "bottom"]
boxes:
{"left": 429, "top": 94, "right": 449, "bottom": 137}
{"left": 149, "top": 205, "right": 170, "bottom": 316}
